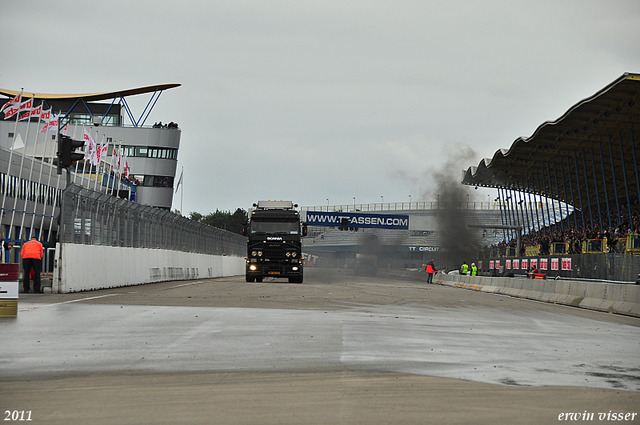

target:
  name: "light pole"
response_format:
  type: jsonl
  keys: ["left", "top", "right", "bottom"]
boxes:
{"left": 353, "top": 197, "right": 356, "bottom": 211}
{"left": 409, "top": 194, "right": 411, "bottom": 208}
{"left": 326, "top": 198, "right": 329, "bottom": 211}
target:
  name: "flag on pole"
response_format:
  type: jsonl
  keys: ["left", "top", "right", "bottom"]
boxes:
{"left": 3, "top": 105, "right": 20, "bottom": 119}
{"left": 40, "top": 113, "right": 59, "bottom": 133}
{"left": 98, "top": 138, "right": 109, "bottom": 164}
{"left": 40, "top": 108, "right": 51, "bottom": 121}
{"left": 83, "top": 128, "right": 94, "bottom": 160}
{"left": 175, "top": 168, "right": 183, "bottom": 193}
{"left": 112, "top": 146, "right": 121, "bottom": 171}
{"left": 18, "top": 103, "right": 42, "bottom": 121}
{"left": 1, "top": 93, "right": 21, "bottom": 113}
{"left": 18, "top": 98, "right": 33, "bottom": 113}
{"left": 83, "top": 129, "right": 99, "bottom": 166}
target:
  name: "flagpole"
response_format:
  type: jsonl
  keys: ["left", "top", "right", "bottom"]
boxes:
{"left": 31, "top": 108, "right": 51, "bottom": 232}
{"left": 21, "top": 102, "right": 45, "bottom": 239}
{"left": 92, "top": 134, "right": 100, "bottom": 191}
{"left": 10, "top": 96, "right": 35, "bottom": 243}
{"left": 0, "top": 89, "right": 24, "bottom": 250}
{"left": 72, "top": 122, "right": 80, "bottom": 184}
{"left": 111, "top": 145, "right": 117, "bottom": 196}
{"left": 38, "top": 111, "right": 57, "bottom": 238}
{"left": 116, "top": 141, "right": 123, "bottom": 198}
{"left": 81, "top": 126, "right": 89, "bottom": 187}
{"left": 98, "top": 135, "right": 109, "bottom": 193}
{"left": 43, "top": 111, "right": 64, "bottom": 244}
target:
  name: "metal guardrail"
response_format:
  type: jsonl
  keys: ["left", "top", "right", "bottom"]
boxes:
{"left": 301, "top": 201, "right": 500, "bottom": 212}
{"left": 626, "top": 235, "right": 640, "bottom": 253}
{"left": 59, "top": 184, "right": 245, "bottom": 256}
{"left": 582, "top": 238, "right": 607, "bottom": 254}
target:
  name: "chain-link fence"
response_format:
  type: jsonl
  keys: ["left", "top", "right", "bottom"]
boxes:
{"left": 59, "top": 184, "right": 245, "bottom": 257}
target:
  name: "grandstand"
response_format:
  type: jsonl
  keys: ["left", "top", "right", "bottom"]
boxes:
{"left": 462, "top": 72, "right": 640, "bottom": 281}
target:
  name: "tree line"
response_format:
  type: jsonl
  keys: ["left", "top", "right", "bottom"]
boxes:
{"left": 188, "top": 208, "right": 248, "bottom": 235}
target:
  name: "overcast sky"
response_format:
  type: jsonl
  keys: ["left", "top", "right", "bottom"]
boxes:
{"left": 2, "top": 0, "right": 639, "bottom": 214}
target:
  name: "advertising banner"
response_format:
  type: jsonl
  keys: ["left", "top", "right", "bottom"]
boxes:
{"left": 540, "top": 258, "right": 548, "bottom": 270}
{"left": 408, "top": 246, "right": 442, "bottom": 252}
{"left": 305, "top": 211, "right": 409, "bottom": 230}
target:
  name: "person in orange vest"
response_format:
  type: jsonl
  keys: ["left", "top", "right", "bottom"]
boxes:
{"left": 21, "top": 236, "right": 44, "bottom": 293}
{"left": 425, "top": 259, "right": 437, "bottom": 283}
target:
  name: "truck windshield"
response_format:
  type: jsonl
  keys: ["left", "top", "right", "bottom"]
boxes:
{"left": 251, "top": 220, "right": 299, "bottom": 234}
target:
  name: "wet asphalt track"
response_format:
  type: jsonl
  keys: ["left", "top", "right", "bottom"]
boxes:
{"left": 2, "top": 269, "right": 639, "bottom": 424}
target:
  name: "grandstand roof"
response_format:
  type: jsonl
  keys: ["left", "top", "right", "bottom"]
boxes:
{"left": 0, "top": 83, "right": 181, "bottom": 102}
{"left": 462, "top": 73, "right": 640, "bottom": 206}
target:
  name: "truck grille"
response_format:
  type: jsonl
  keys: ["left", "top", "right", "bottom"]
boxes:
{"left": 265, "top": 246, "right": 286, "bottom": 259}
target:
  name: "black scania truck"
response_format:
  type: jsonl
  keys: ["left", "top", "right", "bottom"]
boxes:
{"left": 243, "top": 201, "right": 307, "bottom": 283}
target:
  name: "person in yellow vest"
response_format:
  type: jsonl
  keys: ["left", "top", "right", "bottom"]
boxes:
{"left": 470, "top": 262, "right": 477, "bottom": 276}
{"left": 21, "top": 236, "right": 44, "bottom": 293}
{"left": 460, "top": 261, "right": 469, "bottom": 275}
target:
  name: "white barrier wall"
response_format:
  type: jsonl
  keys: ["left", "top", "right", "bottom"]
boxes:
{"left": 376, "top": 269, "right": 640, "bottom": 317}
{"left": 434, "top": 273, "right": 640, "bottom": 317}
{"left": 54, "top": 244, "right": 245, "bottom": 293}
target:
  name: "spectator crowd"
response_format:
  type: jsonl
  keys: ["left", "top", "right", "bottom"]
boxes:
{"left": 153, "top": 121, "right": 179, "bottom": 129}
{"left": 492, "top": 197, "right": 639, "bottom": 256}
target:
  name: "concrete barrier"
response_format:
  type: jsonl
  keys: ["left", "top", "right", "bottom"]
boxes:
{"left": 580, "top": 283, "right": 608, "bottom": 310}
{"left": 54, "top": 243, "right": 245, "bottom": 293}
{"left": 408, "top": 272, "right": 640, "bottom": 317}
{"left": 601, "top": 284, "right": 628, "bottom": 314}
{"left": 618, "top": 285, "right": 640, "bottom": 316}
{"left": 537, "top": 280, "right": 558, "bottom": 303}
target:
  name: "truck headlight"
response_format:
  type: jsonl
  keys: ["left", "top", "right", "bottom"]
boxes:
{"left": 286, "top": 252, "right": 291, "bottom": 257}
{"left": 249, "top": 264, "right": 257, "bottom": 271}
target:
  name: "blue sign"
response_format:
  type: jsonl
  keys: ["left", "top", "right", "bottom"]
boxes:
{"left": 305, "top": 211, "right": 409, "bottom": 230}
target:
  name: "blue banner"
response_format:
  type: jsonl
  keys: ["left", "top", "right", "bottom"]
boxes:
{"left": 305, "top": 211, "right": 409, "bottom": 230}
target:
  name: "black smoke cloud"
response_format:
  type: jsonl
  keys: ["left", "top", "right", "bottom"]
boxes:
{"left": 423, "top": 143, "right": 482, "bottom": 270}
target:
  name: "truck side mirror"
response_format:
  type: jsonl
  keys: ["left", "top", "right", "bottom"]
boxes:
{"left": 302, "top": 223, "right": 308, "bottom": 237}
{"left": 242, "top": 222, "right": 248, "bottom": 236}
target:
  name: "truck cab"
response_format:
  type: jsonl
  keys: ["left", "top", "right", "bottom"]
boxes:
{"left": 243, "top": 201, "right": 307, "bottom": 283}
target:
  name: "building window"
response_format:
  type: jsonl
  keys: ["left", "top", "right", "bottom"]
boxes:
{"left": 110, "top": 146, "right": 177, "bottom": 159}
{"left": 143, "top": 175, "right": 174, "bottom": 188}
